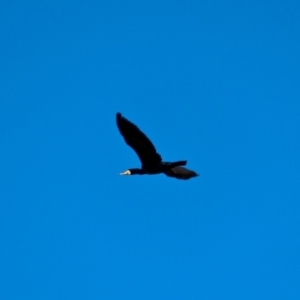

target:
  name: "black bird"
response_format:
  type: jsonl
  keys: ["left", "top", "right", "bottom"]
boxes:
{"left": 116, "top": 113, "right": 198, "bottom": 180}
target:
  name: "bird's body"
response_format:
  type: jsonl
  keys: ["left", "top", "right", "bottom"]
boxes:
{"left": 116, "top": 113, "right": 198, "bottom": 180}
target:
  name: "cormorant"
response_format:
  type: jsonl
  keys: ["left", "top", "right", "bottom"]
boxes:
{"left": 116, "top": 113, "right": 198, "bottom": 180}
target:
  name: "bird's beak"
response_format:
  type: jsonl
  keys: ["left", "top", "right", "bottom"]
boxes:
{"left": 120, "top": 170, "right": 131, "bottom": 175}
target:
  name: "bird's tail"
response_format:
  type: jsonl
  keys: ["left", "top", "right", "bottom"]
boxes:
{"left": 164, "top": 160, "right": 187, "bottom": 169}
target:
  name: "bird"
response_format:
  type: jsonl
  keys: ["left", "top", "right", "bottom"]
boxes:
{"left": 116, "top": 113, "right": 198, "bottom": 180}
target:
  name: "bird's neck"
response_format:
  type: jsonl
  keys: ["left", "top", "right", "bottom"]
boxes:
{"left": 129, "top": 168, "right": 145, "bottom": 175}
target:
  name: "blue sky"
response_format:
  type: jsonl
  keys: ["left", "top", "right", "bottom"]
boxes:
{"left": 1, "top": 1, "right": 299, "bottom": 299}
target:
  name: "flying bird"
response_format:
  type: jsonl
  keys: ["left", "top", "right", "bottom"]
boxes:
{"left": 116, "top": 113, "right": 198, "bottom": 180}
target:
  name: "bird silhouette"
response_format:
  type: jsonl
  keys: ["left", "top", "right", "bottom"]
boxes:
{"left": 116, "top": 113, "right": 198, "bottom": 180}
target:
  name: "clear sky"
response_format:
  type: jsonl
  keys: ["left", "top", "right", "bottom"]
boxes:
{"left": 1, "top": 1, "right": 299, "bottom": 299}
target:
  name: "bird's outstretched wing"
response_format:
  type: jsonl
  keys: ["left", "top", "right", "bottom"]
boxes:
{"left": 164, "top": 166, "right": 198, "bottom": 180}
{"left": 116, "top": 113, "right": 162, "bottom": 167}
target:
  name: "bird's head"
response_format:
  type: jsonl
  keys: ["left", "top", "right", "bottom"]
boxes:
{"left": 120, "top": 170, "right": 131, "bottom": 175}
{"left": 120, "top": 168, "right": 144, "bottom": 175}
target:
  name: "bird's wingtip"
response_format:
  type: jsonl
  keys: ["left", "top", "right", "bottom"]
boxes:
{"left": 116, "top": 113, "right": 123, "bottom": 122}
